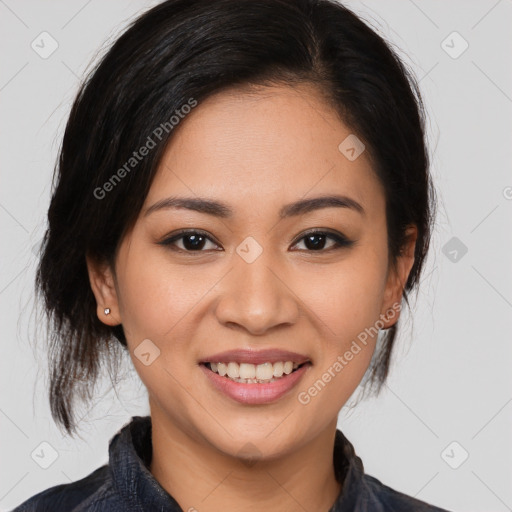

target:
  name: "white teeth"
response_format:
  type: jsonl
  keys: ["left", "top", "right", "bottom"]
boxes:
{"left": 273, "top": 361, "right": 284, "bottom": 377}
{"left": 207, "top": 360, "right": 306, "bottom": 383}
{"left": 255, "top": 362, "right": 273, "bottom": 380}
{"left": 239, "top": 363, "right": 256, "bottom": 379}
{"left": 227, "top": 362, "right": 240, "bottom": 379}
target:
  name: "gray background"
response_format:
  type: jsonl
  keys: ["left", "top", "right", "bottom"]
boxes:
{"left": 1, "top": 1, "right": 511, "bottom": 511}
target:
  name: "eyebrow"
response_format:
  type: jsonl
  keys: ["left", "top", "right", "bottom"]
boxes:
{"left": 144, "top": 194, "right": 365, "bottom": 219}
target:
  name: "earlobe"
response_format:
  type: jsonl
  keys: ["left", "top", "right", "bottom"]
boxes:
{"left": 380, "top": 225, "right": 418, "bottom": 329}
{"left": 85, "top": 254, "right": 121, "bottom": 326}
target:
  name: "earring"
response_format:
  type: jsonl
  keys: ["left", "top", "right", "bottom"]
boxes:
{"left": 104, "top": 308, "right": 111, "bottom": 315}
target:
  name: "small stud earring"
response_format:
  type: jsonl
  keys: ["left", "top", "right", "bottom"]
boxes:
{"left": 104, "top": 308, "right": 111, "bottom": 315}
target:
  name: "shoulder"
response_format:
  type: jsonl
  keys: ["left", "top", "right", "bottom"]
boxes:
{"left": 11, "top": 464, "right": 122, "bottom": 512}
{"left": 359, "top": 473, "right": 453, "bottom": 512}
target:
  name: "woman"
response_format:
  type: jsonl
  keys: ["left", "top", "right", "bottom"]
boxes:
{"left": 14, "top": 0, "right": 451, "bottom": 510}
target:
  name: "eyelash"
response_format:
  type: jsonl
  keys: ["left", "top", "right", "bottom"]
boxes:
{"left": 158, "top": 229, "right": 355, "bottom": 254}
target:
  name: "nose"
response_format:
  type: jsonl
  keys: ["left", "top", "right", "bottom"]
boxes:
{"left": 214, "top": 252, "right": 300, "bottom": 336}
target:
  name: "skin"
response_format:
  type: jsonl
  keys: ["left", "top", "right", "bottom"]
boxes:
{"left": 87, "top": 83, "right": 417, "bottom": 512}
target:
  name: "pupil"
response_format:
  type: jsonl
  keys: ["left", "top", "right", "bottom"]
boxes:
{"left": 305, "top": 234, "right": 325, "bottom": 250}
{"left": 184, "top": 234, "right": 205, "bottom": 250}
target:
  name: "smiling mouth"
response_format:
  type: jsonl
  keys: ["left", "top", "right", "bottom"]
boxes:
{"left": 202, "top": 361, "right": 311, "bottom": 384}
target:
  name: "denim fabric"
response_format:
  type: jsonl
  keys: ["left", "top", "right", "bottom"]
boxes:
{"left": 13, "top": 416, "right": 452, "bottom": 511}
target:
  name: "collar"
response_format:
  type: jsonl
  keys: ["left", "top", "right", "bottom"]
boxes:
{"left": 109, "top": 415, "right": 365, "bottom": 511}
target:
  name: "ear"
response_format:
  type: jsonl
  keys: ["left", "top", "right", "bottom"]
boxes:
{"left": 380, "top": 225, "right": 418, "bottom": 329}
{"left": 86, "top": 253, "right": 122, "bottom": 326}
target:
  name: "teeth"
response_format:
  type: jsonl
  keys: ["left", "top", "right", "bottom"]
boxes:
{"left": 207, "top": 360, "right": 305, "bottom": 383}
{"left": 217, "top": 362, "right": 227, "bottom": 376}
{"left": 256, "top": 362, "right": 273, "bottom": 380}
{"left": 273, "top": 361, "right": 284, "bottom": 377}
{"left": 227, "top": 362, "right": 239, "bottom": 379}
{"left": 239, "top": 363, "right": 256, "bottom": 379}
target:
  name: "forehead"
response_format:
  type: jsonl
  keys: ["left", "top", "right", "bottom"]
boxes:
{"left": 146, "top": 84, "right": 384, "bottom": 218}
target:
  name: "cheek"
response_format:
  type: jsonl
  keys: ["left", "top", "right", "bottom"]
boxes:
{"left": 295, "top": 259, "right": 386, "bottom": 415}
{"left": 295, "top": 251, "right": 388, "bottom": 341}
{"left": 116, "top": 249, "right": 210, "bottom": 341}
{"left": 114, "top": 252, "right": 205, "bottom": 411}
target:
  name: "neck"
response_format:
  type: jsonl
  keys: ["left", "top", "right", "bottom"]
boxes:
{"left": 148, "top": 409, "right": 342, "bottom": 512}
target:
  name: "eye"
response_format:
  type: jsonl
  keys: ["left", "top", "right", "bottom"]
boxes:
{"left": 158, "top": 230, "right": 221, "bottom": 252}
{"left": 290, "top": 229, "right": 354, "bottom": 252}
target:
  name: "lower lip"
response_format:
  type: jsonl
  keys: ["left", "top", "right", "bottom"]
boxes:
{"left": 200, "top": 363, "right": 311, "bottom": 405}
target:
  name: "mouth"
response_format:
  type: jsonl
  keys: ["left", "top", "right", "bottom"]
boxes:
{"left": 198, "top": 350, "right": 312, "bottom": 405}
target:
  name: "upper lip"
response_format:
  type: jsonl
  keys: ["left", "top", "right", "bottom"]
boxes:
{"left": 199, "top": 348, "right": 310, "bottom": 366}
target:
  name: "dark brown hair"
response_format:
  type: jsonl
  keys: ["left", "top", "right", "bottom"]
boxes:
{"left": 35, "top": 0, "right": 436, "bottom": 435}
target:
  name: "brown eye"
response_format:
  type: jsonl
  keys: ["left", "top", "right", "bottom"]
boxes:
{"left": 159, "top": 230, "right": 220, "bottom": 252}
{"left": 291, "top": 230, "right": 354, "bottom": 252}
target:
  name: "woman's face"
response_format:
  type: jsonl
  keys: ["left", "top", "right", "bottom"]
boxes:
{"left": 89, "top": 83, "right": 415, "bottom": 459}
